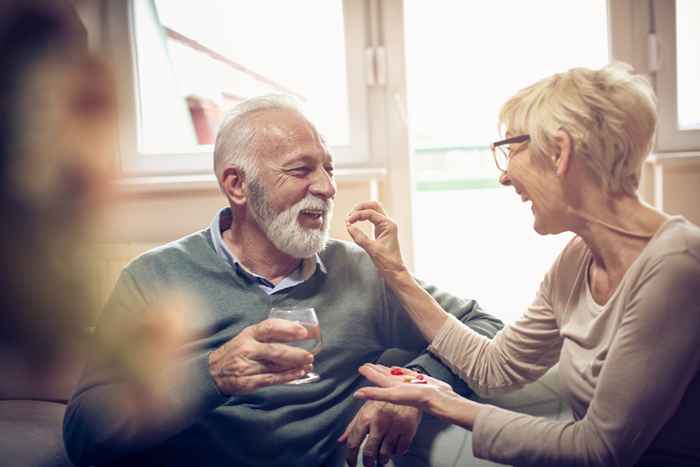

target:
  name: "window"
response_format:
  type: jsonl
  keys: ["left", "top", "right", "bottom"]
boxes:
{"left": 404, "top": 0, "right": 609, "bottom": 322}
{"left": 653, "top": 0, "right": 700, "bottom": 152}
{"left": 109, "top": 0, "right": 371, "bottom": 175}
{"left": 675, "top": 0, "right": 700, "bottom": 131}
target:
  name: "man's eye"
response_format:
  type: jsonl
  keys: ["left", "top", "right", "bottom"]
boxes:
{"left": 325, "top": 166, "right": 335, "bottom": 175}
{"left": 289, "top": 167, "right": 311, "bottom": 175}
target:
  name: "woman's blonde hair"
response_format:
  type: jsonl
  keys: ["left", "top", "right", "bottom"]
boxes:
{"left": 498, "top": 62, "right": 657, "bottom": 195}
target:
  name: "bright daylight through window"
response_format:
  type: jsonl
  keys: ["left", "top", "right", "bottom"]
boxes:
{"left": 676, "top": 0, "right": 700, "bottom": 130}
{"left": 405, "top": 0, "right": 609, "bottom": 322}
{"left": 133, "top": 0, "right": 351, "bottom": 160}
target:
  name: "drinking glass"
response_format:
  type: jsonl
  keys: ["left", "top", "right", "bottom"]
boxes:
{"left": 268, "top": 307, "right": 321, "bottom": 384}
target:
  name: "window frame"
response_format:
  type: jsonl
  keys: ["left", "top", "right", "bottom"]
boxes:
{"left": 653, "top": 0, "right": 700, "bottom": 153}
{"left": 104, "top": 0, "right": 374, "bottom": 177}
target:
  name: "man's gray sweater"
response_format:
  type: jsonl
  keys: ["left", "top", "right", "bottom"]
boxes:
{"left": 64, "top": 230, "right": 503, "bottom": 467}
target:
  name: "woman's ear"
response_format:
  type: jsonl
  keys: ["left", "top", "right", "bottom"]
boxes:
{"left": 553, "top": 129, "right": 572, "bottom": 177}
{"left": 221, "top": 166, "right": 248, "bottom": 206}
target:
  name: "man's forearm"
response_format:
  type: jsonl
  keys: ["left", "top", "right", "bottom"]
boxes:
{"left": 64, "top": 353, "right": 227, "bottom": 467}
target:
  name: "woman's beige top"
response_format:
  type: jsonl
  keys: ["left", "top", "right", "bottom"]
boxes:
{"left": 429, "top": 216, "right": 700, "bottom": 466}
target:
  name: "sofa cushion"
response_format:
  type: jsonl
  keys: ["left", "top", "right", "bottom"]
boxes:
{"left": 0, "top": 400, "right": 75, "bottom": 467}
{"left": 0, "top": 340, "right": 86, "bottom": 403}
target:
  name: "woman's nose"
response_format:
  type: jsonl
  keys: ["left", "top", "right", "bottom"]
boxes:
{"left": 499, "top": 171, "right": 511, "bottom": 186}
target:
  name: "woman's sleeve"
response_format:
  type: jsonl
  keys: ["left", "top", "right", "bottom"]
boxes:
{"left": 428, "top": 261, "right": 564, "bottom": 397}
{"left": 471, "top": 252, "right": 700, "bottom": 466}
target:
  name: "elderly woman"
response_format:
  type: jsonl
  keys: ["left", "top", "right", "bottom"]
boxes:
{"left": 346, "top": 63, "right": 700, "bottom": 467}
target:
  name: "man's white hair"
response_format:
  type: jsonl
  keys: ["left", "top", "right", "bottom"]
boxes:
{"left": 213, "top": 94, "right": 303, "bottom": 186}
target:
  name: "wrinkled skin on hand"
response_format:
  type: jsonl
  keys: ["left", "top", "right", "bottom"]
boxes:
{"left": 208, "top": 318, "right": 314, "bottom": 395}
{"left": 338, "top": 399, "right": 422, "bottom": 467}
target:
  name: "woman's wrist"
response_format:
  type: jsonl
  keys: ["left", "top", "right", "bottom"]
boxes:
{"left": 384, "top": 268, "right": 450, "bottom": 342}
{"left": 430, "top": 391, "right": 482, "bottom": 430}
{"left": 384, "top": 267, "right": 414, "bottom": 289}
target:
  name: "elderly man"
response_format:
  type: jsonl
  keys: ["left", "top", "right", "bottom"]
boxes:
{"left": 63, "top": 95, "right": 503, "bottom": 467}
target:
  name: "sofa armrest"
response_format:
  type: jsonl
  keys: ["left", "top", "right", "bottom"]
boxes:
{"left": 0, "top": 400, "right": 77, "bottom": 467}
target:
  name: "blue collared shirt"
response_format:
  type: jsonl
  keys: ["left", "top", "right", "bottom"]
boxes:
{"left": 209, "top": 207, "right": 325, "bottom": 295}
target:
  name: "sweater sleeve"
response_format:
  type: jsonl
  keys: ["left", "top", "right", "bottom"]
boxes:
{"left": 428, "top": 266, "right": 563, "bottom": 397}
{"left": 469, "top": 253, "right": 700, "bottom": 467}
{"left": 381, "top": 278, "right": 504, "bottom": 396}
{"left": 63, "top": 269, "right": 228, "bottom": 467}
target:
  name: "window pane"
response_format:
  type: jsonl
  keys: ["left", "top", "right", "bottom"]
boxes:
{"left": 135, "top": 0, "right": 350, "bottom": 155}
{"left": 405, "top": 0, "right": 608, "bottom": 323}
{"left": 676, "top": 0, "right": 700, "bottom": 130}
{"left": 132, "top": 1, "right": 198, "bottom": 154}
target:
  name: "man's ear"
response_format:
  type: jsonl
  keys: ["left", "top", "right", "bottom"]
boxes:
{"left": 221, "top": 166, "right": 248, "bottom": 206}
{"left": 553, "top": 129, "right": 572, "bottom": 177}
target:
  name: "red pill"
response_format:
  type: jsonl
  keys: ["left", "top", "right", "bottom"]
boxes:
{"left": 390, "top": 368, "right": 404, "bottom": 376}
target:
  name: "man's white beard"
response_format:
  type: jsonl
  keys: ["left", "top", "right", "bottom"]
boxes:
{"left": 248, "top": 180, "right": 333, "bottom": 258}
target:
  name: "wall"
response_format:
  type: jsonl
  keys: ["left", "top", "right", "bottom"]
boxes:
{"left": 643, "top": 156, "right": 700, "bottom": 225}
{"left": 104, "top": 173, "right": 384, "bottom": 244}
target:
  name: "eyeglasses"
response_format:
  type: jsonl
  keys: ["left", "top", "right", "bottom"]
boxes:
{"left": 491, "top": 134, "right": 530, "bottom": 173}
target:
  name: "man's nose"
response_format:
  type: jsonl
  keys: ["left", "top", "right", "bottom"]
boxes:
{"left": 499, "top": 171, "right": 512, "bottom": 186}
{"left": 310, "top": 169, "right": 336, "bottom": 199}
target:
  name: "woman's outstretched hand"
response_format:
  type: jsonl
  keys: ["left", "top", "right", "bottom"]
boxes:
{"left": 354, "top": 363, "right": 481, "bottom": 430}
{"left": 346, "top": 202, "right": 408, "bottom": 280}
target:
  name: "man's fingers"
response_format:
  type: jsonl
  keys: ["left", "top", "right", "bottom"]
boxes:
{"left": 343, "top": 416, "right": 369, "bottom": 467}
{"left": 362, "top": 433, "right": 384, "bottom": 467}
{"left": 337, "top": 417, "right": 354, "bottom": 443}
{"left": 395, "top": 434, "right": 412, "bottom": 457}
{"left": 254, "top": 318, "right": 308, "bottom": 343}
{"left": 379, "top": 433, "right": 398, "bottom": 464}
{"left": 248, "top": 341, "right": 314, "bottom": 371}
{"left": 361, "top": 404, "right": 392, "bottom": 466}
{"left": 238, "top": 367, "right": 310, "bottom": 393}
{"left": 385, "top": 406, "right": 420, "bottom": 458}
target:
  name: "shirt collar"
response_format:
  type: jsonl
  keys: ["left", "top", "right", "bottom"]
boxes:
{"left": 210, "top": 207, "right": 326, "bottom": 284}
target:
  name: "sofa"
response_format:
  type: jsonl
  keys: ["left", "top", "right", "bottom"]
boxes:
{"left": 0, "top": 343, "right": 85, "bottom": 467}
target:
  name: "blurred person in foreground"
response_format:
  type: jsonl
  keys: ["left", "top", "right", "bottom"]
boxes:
{"left": 0, "top": 0, "right": 106, "bottom": 368}
{"left": 0, "top": 0, "right": 115, "bottom": 401}
{"left": 347, "top": 63, "right": 700, "bottom": 467}
{"left": 0, "top": 2, "right": 198, "bottom": 466}
{"left": 63, "top": 94, "right": 504, "bottom": 467}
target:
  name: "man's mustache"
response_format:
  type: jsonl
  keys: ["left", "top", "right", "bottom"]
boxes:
{"left": 293, "top": 196, "right": 334, "bottom": 213}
